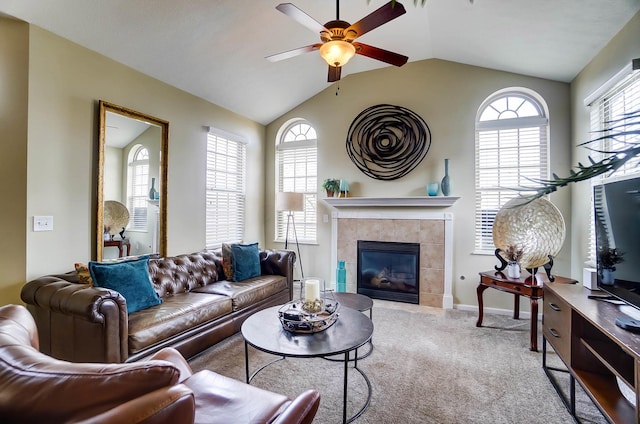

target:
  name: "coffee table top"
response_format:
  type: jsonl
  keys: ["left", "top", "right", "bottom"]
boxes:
{"left": 330, "top": 292, "right": 373, "bottom": 312}
{"left": 242, "top": 305, "right": 373, "bottom": 358}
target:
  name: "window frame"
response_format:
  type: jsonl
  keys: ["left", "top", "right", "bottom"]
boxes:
{"left": 205, "top": 127, "right": 247, "bottom": 250}
{"left": 474, "top": 89, "right": 550, "bottom": 254}
{"left": 127, "top": 145, "right": 149, "bottom": 232}
{"left": 275, "top": 120, "right": 318, "bottom": 245}
{"left": 586, "top": 69, "right": 640, "bottom": 266}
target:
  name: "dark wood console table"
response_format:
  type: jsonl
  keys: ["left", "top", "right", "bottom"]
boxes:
{"left": 477, "top": 270, "right": 576, "bottom": 351}
{"left": 104, "top": 238, "right": 131, "bottom": 258}
{"left": 544, "top": 282, "right": 640, "bottom": 423}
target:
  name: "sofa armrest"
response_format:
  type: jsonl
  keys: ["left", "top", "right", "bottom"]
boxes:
{"left": 260, "top": 249, "right": 296, "bottom": 300}
{"left": 148, "top": 347, "right": 194, "bottom": 383}
{"left": 21, "top": 274, "right": 129, "bottom": 363}
{"left": 273, "top": 389, "right": 321, "bottom": 424}
{"left": 71, "top": 384, "right": 195, "bottom": 424}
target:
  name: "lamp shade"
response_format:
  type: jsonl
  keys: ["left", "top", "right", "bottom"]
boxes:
{"left": 276, "top": 192, "right": 304, "bottom": 212}
{"left": 320, "top": 41, "right": 356, "bottom": 67}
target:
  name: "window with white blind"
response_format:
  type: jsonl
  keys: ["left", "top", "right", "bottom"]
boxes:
{"left": 275, "top": 121, "right": 318, "bottom": 244}
{"left": 474, "top": 90, "right": 549, "bottom": 253}
{"left": 127, "top": 145, "right": 149, "bottom": 231}
{"left": 205, "top": 129, "right": 247, "bottom": 250}
{"left": 587, "top": 68, "right": 640, "bottom": 265}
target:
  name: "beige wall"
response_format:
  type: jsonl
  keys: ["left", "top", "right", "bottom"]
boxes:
{"left": 0, "top": 20, "right": 266, "bottom": 305}
{"left": 569, "top": 12, "right": 640, "bottom": 279}
{"left": 265, "top": 58, "right": 572, "bottom": 312}
{"left": 0, "top": 18, "right": 29, "bottom": 304}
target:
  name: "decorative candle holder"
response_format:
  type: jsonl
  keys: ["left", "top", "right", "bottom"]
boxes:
{"left": 301, "top": 277, "right": 324, "bottom": 314}
{"left": 302, "top": 298, "right": 324, "bottom": 314}
{"left": 278, "top": 294, "right": 340, "bottom": 334}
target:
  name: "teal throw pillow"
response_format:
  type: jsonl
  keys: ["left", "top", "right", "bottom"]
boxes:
{"left": 230, "top": 242, "right": 261, "bottom": 281}
{"left": 89, "top": 256, "right": 162, "bottom": 314}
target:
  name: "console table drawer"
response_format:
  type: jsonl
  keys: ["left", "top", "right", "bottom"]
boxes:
{"left": 543, "top": 286, "right": 571, "bottom": 362}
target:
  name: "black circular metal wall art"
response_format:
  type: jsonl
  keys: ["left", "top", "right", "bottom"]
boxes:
{"left": 346, "top": 104, "right": 431, "bottom": 180}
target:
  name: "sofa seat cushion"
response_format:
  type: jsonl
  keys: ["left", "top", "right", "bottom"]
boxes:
{"left": 192, "top": 275, "right": 288, "bottom": 311}
{"left": 128, "top": 292, "right": 232, "bottom": 355}
{"left": 184, "top": 369, "right": 290, "bottom": 424}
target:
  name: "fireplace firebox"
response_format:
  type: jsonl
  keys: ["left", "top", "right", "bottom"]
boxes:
{"left": 357, "top": 240, "right": 419, "bottom": 304}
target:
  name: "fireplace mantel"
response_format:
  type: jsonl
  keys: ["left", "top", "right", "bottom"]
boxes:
{"left": 323, "top": 196, "right": 459, "bottom": 208}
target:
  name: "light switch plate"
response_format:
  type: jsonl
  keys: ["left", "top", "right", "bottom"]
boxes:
{"left": 33, "top": 216, "right": 53, "bottom": 232}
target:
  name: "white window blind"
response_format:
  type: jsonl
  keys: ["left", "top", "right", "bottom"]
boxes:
{"left": 206, "top": 129, "right": 247, "bottom": 249}
{"left": 474, "top": 93, "right": 549, "bottom": 252}
{"left": 127, "top": 146, "right": 149, "bottom": 231}
{"left": 587, "top": 69, "right": 640, "bottom": 265}
{"left": 275, "top": 121, "right": 318, "bottom": 243}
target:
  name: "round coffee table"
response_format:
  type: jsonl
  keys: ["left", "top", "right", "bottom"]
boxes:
{"left": 331, "top": 292, "right": 373, "bottom": 319}
{"left": 325, "top": 292, "right": 374, "bottom": 361}
{"left": 242, "top": 305, "right": 373, "bottom": 424}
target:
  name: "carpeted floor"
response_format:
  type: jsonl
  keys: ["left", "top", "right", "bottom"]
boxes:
{"left": 189, "top": 300, "right": 607, "bottom": 423}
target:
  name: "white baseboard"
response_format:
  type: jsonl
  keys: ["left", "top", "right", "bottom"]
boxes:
{"left": 455, "top": 303, "right": 541, "bottom": 321}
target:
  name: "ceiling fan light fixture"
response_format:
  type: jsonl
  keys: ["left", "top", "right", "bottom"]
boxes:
{"left": 320, "top": 40, "right": 356, "bottom": 67}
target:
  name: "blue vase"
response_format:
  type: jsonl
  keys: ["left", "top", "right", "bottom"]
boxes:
{"left": 441, "top": 159, "right": 450, "bottom": 196}
{"left": 336, "top": 260, "right": 346, "bottom": 292}
{"left": 149, "top": 177, "right": 157, "bottom": 200}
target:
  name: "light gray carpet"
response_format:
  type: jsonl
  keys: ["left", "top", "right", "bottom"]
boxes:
{"left": 189, "top": 304, "right": 607, "bottom": 424}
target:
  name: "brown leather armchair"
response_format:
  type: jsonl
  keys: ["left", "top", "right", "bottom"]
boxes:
{"left": 0, "top": 304, "right": 320, "bottom": 424}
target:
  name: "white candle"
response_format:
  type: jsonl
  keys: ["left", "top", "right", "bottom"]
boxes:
{"left": 304, "top": 279, "right": 320, "bottom": 301}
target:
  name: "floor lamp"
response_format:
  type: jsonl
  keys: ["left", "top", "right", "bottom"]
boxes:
{"left": 276, "top": 192, "right": 304, "bottom": 279}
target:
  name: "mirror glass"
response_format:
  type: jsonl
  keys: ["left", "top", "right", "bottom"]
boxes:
{"left": 97, "top": 101, "right": 168, "bottom": 260}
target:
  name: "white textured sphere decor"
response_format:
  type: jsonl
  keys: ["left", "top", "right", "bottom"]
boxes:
{"left": 492, "top": 198, "right": 566, "bottom": 270}
{"left": 104, "top": 200, "right": 129, "bottom": 236}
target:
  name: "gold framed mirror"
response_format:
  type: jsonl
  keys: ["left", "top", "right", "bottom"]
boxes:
{"left": 97, "top": 100, "right": 168, "bottom": 260}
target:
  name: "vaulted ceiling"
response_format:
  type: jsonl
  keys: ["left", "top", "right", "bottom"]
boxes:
{"left": 1, "top": 0, "right": 638, "bottom": 124}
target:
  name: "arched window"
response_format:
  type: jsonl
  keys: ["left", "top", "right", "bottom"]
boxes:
{"left": 127, "top": 145, "right": 149, "bottom": 231}
{"left": 474, "top": 89, "right": 549, "bottom": 252}
{"left": 275, "top": 120, "right": 318, "bottom": 243}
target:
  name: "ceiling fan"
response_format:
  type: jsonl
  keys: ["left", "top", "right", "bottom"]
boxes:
{"left": 266, "top": 1, "right": 409, "bottom": 82}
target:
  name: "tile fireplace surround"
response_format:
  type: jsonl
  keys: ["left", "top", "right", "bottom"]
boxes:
{"left": 329, "top": 206, "right": 454, "bottom": 309}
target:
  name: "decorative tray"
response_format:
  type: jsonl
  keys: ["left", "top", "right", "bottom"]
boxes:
{"left": 278, "top": 297, "right": 340, "bottom": 334}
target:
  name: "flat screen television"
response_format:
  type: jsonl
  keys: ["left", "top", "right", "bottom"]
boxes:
{"left": 594, "top": 175, "right": 640, "bottom": 320}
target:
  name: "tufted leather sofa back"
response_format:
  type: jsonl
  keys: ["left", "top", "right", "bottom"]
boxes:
{"left": 146, "top": 249, "right": 295, "bottom": 300}
{"left": 148, "top": 251, "right": 223, "bottom": 298}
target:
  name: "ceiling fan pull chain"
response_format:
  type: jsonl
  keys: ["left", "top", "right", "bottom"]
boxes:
{"left": 335, "top": 81, "right": 340, "bottom": 96}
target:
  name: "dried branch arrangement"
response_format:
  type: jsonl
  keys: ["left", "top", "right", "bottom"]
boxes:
{"left": 519, "top": 109, "right": 640, "bottom": 201}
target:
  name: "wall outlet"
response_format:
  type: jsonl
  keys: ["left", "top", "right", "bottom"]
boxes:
{"left": 33, "top": 216, "right": 53, "bottom": 232}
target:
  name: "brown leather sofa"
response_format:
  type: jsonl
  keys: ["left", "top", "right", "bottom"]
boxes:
{"left": 0, "top": 304, "right": 320, "bottom": 424}
{"left": 21, "top": 249, "right": 295, "bottom": 363}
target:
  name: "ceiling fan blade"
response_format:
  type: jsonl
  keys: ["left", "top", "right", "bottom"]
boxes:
{"left": 344, "top": 1, "right": 406, "bottom": 40}
{"left": 276, "top": 3, "right": 328, "bottom": 34}
{"left": 354, "top": 42, "right": 408, "bottom": 67}
{"left": 328, "top": 65, "right": 342, "bottom": 82}
{"left": 266, "top": 44, "right": 322, "bottom": 62}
